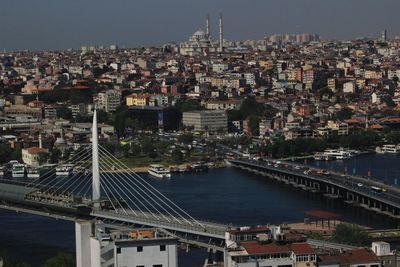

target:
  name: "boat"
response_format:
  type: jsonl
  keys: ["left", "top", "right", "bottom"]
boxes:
{"left": 148, "top": 165, "right": 171, "bottom": 178}
{"left": 26, "top": 167, "right": 40, "bottom": 179}
{"left": 322, "top": 149, "right": 353, "bottom": 160}
{"left": 376, "top": 144, "right": 400, "bottom": 154}
{"left": 190, "top": 162, "right": 209, "bottom": 172}
{"left": 56, "top": 164, "right": 74, "bottom": 177}
{"left": 11, "top": 163, "right": 25, "bottom": 178}
{"left": 313, "top": 152, "right": 334, "bottom": 161}
{"left": 0, "top": 165, "right": 6, "bottom": 178}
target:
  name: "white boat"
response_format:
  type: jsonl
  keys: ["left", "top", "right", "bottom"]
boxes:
{"left": 12, "top": 163, "right": 25, "bottom": 178}
{"left": 323, "top": 149, "right": 353, "bottom": 160}
{"left": 26, "top": 167, "right": 40, "bottom": 179}
{"left": 56, "top": 164, "right": 74, "bottom": 177}
{"left": 148, "top": 165, "right": 171, "bottom": 178}
{"left": 313, "top": 152, "right": 334, "bottom": 161}
{"left": 379, "top": 144, "right": 400, "bottom": 154}
{"left": 0, "top": 166, "right": 6, "bottom": 178}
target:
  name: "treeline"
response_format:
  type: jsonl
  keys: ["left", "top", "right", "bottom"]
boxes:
{"left": 0, "top": 251, "right": 74, "bottom": 267}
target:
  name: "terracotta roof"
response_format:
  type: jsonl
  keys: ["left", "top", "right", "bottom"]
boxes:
{"left": 369, "top": 124, "right": 384, "bottom": 129}
{"left": 320, "top": 248, "right": 379, "bottom": 265}
{"left": 242, "top": 241, "right": 291, "bottom": 255}
{"left": 291, "top": 243, "right": 315, "bottom": 255}
{"left": 23, "top": 147, "right": 48, "bottom": 154}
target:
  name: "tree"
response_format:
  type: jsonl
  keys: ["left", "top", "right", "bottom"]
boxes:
{"left": 38, "top": 152, "right": 49, "bottom": 165}
{"left": 336, "top": 107, "right": 353, "bottom": 121}
{"left": 42, "top": 253, "right": 75, "bottom": 267}
{"left": 11, "top": 147, "right": 22, "bottom": 162}
{"left": 171, "top": 148, "right": 184, "bottom": 164}
{"left": 97, "top": 109, "right": 109, "bottom": 124}
{"left": 178, "top": 134, "right": 193, "bottom": 144}
{"left": 0, "top": 250, "right": 30, "bottom": 267}
{"left": 49, "top": 149, "right": 62, "bottom": 164}
{"left": 248, "top": 115, "right": 260, "bottom": 136}
{"left": 332, "top": 223, "right": 370, "bottom": 246}
{"left": 0, "top": 144, "right": 12, "bottom": 164}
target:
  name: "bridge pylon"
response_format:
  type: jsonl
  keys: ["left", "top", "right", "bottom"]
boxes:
{"left": 92, "top": 109, "right": 101, "bottom": 207}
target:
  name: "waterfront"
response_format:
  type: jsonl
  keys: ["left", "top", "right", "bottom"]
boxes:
{"left": 0, "top": 153, "right": 399, "bottom": 266}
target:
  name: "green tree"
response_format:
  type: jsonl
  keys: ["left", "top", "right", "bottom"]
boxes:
{"left": 42, "top": 252, "right": 75, "bottom": 267}
{"left": 336, "top": 107, "right": 353, "bottom": 121}
{"left": 171, "top": 148, "right": 184, "bottom": 164}
{"left": 0, "top": 144, "right": 12, "bottom": 164}
{"left": 50, "top": 149, "right": 62, "bottom": 164}
{"left": 332, "top": 223, "right": 370, "bottom": 246}
{"left": 0, "top": 250, "right": 31, "bottom": 267}
{"left": 248, "top": 115, "right": 260, "bottom": 136}
{"left": 38, "top": 152, "right": 49, "bottom": 165}
{"left": 178, "top": 134, "right": 193, "bottom": 144}
{"left": 11, "top": 147, "right": 22, "bottom": 162}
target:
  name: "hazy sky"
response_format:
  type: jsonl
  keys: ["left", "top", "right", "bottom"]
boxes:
{"left": 1, "top": 0, "right": 399, "bottom": 51}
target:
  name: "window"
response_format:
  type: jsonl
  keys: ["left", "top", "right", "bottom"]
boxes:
{"left": 137, "top": 246, "right": 143, "bottom": 252}
{"left": 153, "top": 265, "right": 162, "bottom": 267}
{"left": 116, "top": 247, "right": 121, "bottom": 254}
{"left": 136, "top": 266, "right": 145, "bottom": 267}
{"left": 160, "top": 245, "right": 166, "bottom": 251}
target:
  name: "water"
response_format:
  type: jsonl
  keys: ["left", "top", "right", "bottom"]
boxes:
{"left": 303, "top": 153, "right": 400, "bottom": 186}
{"left": 0, "top": 154, "right": 399, "bottom": 266}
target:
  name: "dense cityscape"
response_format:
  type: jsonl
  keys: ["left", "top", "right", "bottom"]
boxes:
{"left": 1, "top": 7, "right": 400, "bottom": 267}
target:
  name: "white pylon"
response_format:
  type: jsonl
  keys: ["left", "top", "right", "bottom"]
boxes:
{"left": 92, "top": 109, "right": 101, "bottom": 207}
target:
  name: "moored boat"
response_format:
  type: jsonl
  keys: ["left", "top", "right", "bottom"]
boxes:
{"left": 148, "top": 165, "right": 171, "bottom": 178}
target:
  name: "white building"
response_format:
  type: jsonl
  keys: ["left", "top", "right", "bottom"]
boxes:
{"left": 22, "top": 147, "right": 49, "bottom": 167}
{"left": 95, "top": 90, "right": 122, "bottom": 112}
{"left": 182, "top": 110, "right": 228, "bottom": 134}
{"left": 76, "top": 222, "right": 178, "bottom": 267}
{"left": 343, "top": 81, "right": 356, "bottom": 94}
{"left": 224, "top": 226, "right": 317, "bottom": 267}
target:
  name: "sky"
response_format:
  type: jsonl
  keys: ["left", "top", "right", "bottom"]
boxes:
{"left": 1, "top": 0, "right": 400, "bottom": 51}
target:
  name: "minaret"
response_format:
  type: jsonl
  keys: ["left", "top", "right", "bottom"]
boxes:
{"left": 39, "top": 133, "right": 42, "bottom": 149}
{"left": 206, "top": 14, "right": 210, "bottom": 37}
{"left": 219, "top": 13, "right": 224, "bottom": 52}
{"left": 92, "top": 109, "right": 101, "bottom": 207}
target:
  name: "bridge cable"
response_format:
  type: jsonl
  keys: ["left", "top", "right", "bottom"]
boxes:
{"left": 98, "top": 148, "right": 185, "bottom": 224}
{"left": 98, "top": 154, "right": 175, "bottom": 222}
{"left": 99, "top": 145, "right": 202, "bottom": 227}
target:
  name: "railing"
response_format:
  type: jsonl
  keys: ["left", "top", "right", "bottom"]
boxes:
{"left": 231, "top": 159, "right": 400, "bottom": 208}
{"left": 92, "top": 208, "right": 227, "bottom": 238}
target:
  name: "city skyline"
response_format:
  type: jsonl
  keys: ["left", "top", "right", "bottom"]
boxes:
{"left": 1, "top": 0, "right": 400, "bottom": 51}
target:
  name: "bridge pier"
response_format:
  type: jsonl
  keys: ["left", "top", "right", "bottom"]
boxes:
{"left": 75, "top": 220, "right": 93, "bottom": 267}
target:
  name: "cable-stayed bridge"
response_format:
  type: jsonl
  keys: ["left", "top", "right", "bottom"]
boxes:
{"left": 0, "top": 111, "right": 229, "bottom": 251}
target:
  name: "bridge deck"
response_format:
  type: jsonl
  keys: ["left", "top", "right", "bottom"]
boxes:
{"left": 231, "top": 159, "right": 400, "bottom": 209}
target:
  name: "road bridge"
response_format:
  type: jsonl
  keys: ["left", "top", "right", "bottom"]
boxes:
{"left": 230, "top": 159, "right": 400, "bottom": 220}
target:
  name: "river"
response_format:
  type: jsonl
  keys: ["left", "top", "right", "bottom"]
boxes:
{"left": 0, "top": 153, "right": 399, "bottom": 266}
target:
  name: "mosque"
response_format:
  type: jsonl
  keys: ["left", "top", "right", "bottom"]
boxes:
{"left": 179, "top": 14, "right": 225, "bottom": 56}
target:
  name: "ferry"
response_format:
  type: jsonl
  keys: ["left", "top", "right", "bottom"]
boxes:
{"left": 376, "top": 144, "right": 400, "bottom": 154}
{"left": 313, "top": 152, "right": 334, "bottom": 161}
{"left": 26, "top": 167, "right": 40, "bottom": 179}
{"left": 322, "top": 149, "right": 353, "bottom": 160}
{"left": 56, "top": 164, "right": 74, "bottom": 177}
{"left": 0, "top": 165, "right": 6, "bottom": 178}
{"left": 11, "top": 162, "right": 25, "bottom": 178}
{"left": 148, "top": 165, "right": 171, "bottom": 178}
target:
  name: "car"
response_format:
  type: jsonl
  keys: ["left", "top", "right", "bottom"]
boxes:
{"left": 294, "top": 166, "right": 301, "bottom": 170}
{"left": 357, "top": 183, "right": 363, "bottom": 187}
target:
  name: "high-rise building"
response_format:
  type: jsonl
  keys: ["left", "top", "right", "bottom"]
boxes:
{"left": 382, "top": 29, "right": 388, "bottom": 42}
